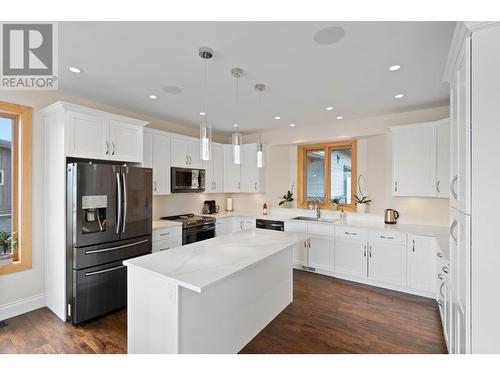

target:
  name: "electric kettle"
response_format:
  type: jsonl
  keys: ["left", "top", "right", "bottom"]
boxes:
{"left": 384, "top": 209, "right": 400, "bottom": 224}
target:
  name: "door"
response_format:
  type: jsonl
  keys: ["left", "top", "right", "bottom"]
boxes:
{"left": 368, "top": 242, "right": 406, "bottom": 287}
{"left": 308, "top": 236, "right": 333, "bottom": 271}
{"left": 171, "top": 138, "right": 189, "bottom": 167}
{"left": 436, "top": 120, "right": 451, "bottom": 198}
{"left": 223, "top": 145, "right": 241, "bottom": 192}
{"left": 152, "top": 134, "right": 171, "bottom": 195}
{"left": 66, "top": 111, "right": 109, "bottom": 160}
{"left": 69, "top": 163, "right": 120, "bottom": 248}
{"left": 407, "top": 235, "right": 437, "bottom": 294}
{"left": 120, "top": 166, "right": 152, "bottom": 240}
{"left": 241, "top": 144, "right": 258, "bottom": 192}
{"left": 212, "top": 144, "right": 224, "bottom": 192}
{"left": 450, "top": 42, "right": 471, "bottom": 214}
{"left": 109, "top": 120, "right": 143, "bottom": 162}
{"left": 392, "top": 125, "right": 437, "bottom": 197}
{"left": 186, "top": 140, "right": 202, "bottom": 169}
{"left": 450, "top": 207, "right": 470, "bottom": 353}
{"left": 334, "top": 238, "right": 367, "bottom": 278}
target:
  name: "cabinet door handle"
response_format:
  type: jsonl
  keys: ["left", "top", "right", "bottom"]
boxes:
{"left": 436, "top": 180, "right": 440, "bottom": 193}
{"left": 437, "top": 252, "right": 443, "bottom": 258}
{"left": 189, "top": 155, "right": 192, "bottom": 165}
{"left": 442, "top": 266, "right": 449, "bottom": 274}
{"left": 394, "top": 180, "right": 398, "bottom": 192}
{"left": 369, "top": 245, "right": 372, "bottom": 257}
{"left": 450, "top": 175, "right": 458, "bottom": 199}
{"left": 438, "top": 273, "right": 444, "bottom": 280}
{"left": 186, "top": 155, "right": 188, "bottom": 165}
{"left": 308, "top": 238, "right": 311, "bottom": 248}
{"left": 105, "top": 141, "right": 109, "bottom": 155}
{"left": 154, "top": 180, "right": 157, "bottom": 191}
{"left": 255, "top": 182, "right": 257, "bottom": 191}
{"left": 364, "top": 244, "right": 367, "bottom": 257}
{"left": 450, "top": 220, "right": 458, "bottom": 243}
{"left": 112, "top": 142, "right": 116, "bottom": 155}
{"left": 412, "top": 239, "right": 415, "bottom": 252}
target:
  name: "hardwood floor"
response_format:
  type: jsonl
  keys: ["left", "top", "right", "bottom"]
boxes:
{"left": 0, "top": 270, "right": 447, "bottom": 354}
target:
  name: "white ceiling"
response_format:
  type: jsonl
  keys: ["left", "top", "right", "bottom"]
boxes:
{"left": 58, "top": 21, "right": 455, "bottom": 135}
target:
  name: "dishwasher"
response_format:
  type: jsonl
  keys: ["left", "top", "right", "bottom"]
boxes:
{"left": 255, "top": 219, "right": 284, "bottom": 231}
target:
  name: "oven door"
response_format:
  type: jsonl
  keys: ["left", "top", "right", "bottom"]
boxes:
{"left": 171, "top": 167, "right": 205, "bottom": 193}
{"left": 183, "top": 224, "right": 215, "bottom": 245}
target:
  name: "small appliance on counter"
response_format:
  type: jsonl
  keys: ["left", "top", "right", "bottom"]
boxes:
{"left": 202, "top": 200, "right": 219, "bottom": 214}
{"left": 384, "top": 209, "right": 400, "bottom": 224}
{"left": 226, "top": 198, "right": 233, "bottom": 212}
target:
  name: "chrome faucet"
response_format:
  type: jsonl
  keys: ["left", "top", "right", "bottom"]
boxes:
{"left": 313, "top": 198, "right": 321, "bottom": 218}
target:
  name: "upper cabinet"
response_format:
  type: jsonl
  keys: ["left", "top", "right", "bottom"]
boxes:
{"left": 223, "top": 144, "right": 241, "bottom": 192}
{"left": 171, "top": 137, "right": 202, "bottom": 169}
{"left": 223, "top": 143, "right": 266, "bottom": 193}
{"left": 62, "top": 102, "right": 147, "bottom": 162}
{"left": 203, "top": 143, "right": 224, "bottom": 193}
{"left": 391, "top": 119, "right": 450, "bottom": 198}
{"left": 143, "top": 129, "right": 171, "bottom": 196}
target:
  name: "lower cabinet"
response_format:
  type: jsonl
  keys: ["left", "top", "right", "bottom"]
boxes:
{"left": 232, "top": 216, "right": 255, "bottom": 232}
{"left": 152, "top": 226, "right": 182, "bottom": 252}
{"left": 334, "top": 237, "right": 367, "bottom": 279}
{"left": 407, "top": 234, "right": 437, "bottom": 294}
{"left": 368, "top": 241, "right": 407, "bottom": 287}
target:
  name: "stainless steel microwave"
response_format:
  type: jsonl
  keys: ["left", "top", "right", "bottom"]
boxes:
{"left": 171, "top": 167, "right": 205, "bottom": 193}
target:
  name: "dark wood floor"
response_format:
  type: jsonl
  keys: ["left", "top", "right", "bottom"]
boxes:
{"left": 0, "top": 270, "right": 447, "bottom": 354}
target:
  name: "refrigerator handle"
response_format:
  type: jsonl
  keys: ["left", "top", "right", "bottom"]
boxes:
{"left": 122, "top": 172, "right": 128, "bottom": 233}
{"left": 116, "top": 172, "right": 122, "bottom": 234}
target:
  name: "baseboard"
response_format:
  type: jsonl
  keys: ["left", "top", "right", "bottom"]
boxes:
{"left": 0, "top": 294, "right": 45, "bottom": 321}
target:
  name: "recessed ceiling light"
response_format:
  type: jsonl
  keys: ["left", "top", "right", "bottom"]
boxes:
{"left": 394, "top": 94, "right": 405, "bottom": 99}
{"left": 336, "top": 116, "right": 344, "bottom": 120}
{"left": 289, "top": 123, "right": 295, "bottom": 127}
{"left": 389, "top": 65, "right": 401, "bottom": 71}
{"left": 326, "top": 106, "right": 333, "bottom": 111}
{"left": 274, "top": 116, "right": 281, "bottom": 120}
{"left": 149, "top": 94, "right": 158, "bottom": 100}
{"left": 68, "top": 66, "right": 82, "bottom": 73}
{"left": 199, "top": 112, "right": 206, "bottom": 116}
{"left": 233, "top": 123, "right": 238, "bottom": 127}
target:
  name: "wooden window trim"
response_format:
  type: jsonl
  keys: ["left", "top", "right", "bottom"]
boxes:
{"left": 297, "top": 140, "right": 357, "bottom": 211}
{"left": 0, "top": 101, "right": 32, "bottom": 275}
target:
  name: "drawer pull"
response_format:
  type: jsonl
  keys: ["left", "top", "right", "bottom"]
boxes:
{"left": 437, "top": 252, "right": 443, "bottom": 258}
{"left": 379, "top": 235, "right": 394, "bottom": 240}
{"left": 159, "top": 232, "right": 171, "bottom": 236}
{"left": 344, "top": 231, "right": 357, "bottom": 236}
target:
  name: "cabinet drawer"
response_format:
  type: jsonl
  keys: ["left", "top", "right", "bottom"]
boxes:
{"left": 335, "top": 226, "right": 369, "bottom": 241}
{"left": 369, "top": 230, "right": 406, "bottom": 245}
{"left": 307, "top": 223, "right": 334, "bottom": 237}
{"left": 152, "top": 238, "right": 182, "bottom": 253}
{"left": 153, "top": 226, "right": 182, "bottom": 241}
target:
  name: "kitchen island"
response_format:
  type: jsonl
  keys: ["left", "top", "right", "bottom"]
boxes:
{"left": 123, "top": 229, "right": 307, "bottom": 354}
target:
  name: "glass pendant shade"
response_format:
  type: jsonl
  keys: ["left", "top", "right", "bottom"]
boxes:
{"left": 200, "top": 122, "right": 212, "bottom": 161}
{"left": 232, "top": 132, "right": 242, "bottom": 165}
{"left": 257, "top": 142, "right": 264, "bottom": 168}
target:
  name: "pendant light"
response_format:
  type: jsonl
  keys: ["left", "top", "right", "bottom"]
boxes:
{"left": 231, "top": 68, "right": 243, "bottom": 165}
{"left": 199, "top": 47, "right": 213, "bottom": 161}
{"left": 255, "top": 83, "right": 266, "bottom": 168}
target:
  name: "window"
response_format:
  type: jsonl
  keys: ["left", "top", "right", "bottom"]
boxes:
{"left": 0, "top": 101, "right": 32, "bottom": 275}
{"left": 297, "top": 140, "right": 357, "bottom": 210}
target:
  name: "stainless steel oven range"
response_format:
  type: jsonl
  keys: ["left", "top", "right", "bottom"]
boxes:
{"left": 161, "top": 214, "right": 215, "bottom": 245}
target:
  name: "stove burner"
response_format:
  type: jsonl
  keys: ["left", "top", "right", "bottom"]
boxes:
{"left": 161, "top": 213, "right": 215, "bottom": 229}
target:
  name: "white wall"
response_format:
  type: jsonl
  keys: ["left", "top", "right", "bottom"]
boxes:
{"left": 232, "top": 105, "right": 450, "bottom": 226}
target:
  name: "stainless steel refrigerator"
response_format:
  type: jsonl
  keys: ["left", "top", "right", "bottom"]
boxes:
{"left": 66, "top": 162, "right": 152, "bottom": 324}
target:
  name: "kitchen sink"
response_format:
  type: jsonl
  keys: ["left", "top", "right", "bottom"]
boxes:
{"left": 291, "top": 216, "right": 337, "bottom": 223}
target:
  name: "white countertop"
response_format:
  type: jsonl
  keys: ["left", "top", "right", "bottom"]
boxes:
{"left": 124, "top": 229, "right": 307, "bottom": 293}
{"left": 152, "top": 219, "right": 182, "bottom": 230}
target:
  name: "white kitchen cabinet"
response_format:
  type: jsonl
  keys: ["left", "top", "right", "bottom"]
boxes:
{"left": 407, "top": 235, "right": 437, "bottom": 294}
{"left": 142, "top": 131, "right": 153, "bottom": 168}
{"left": 391, "top": 123, "right": 437, "bottom": 197}
{"left": 334, "top": 238, "right": 368, "bottom": 279}
{"left": 368, "top": 241, "right": 407, "bottom": 287}
{"left": 223, "top": 217, "right": 234, "bottom": 235}
{"left": 152, "top": 226, "right": 182, "bottom": 253}
{"left": 66, "top": 110, "right": 110, "bottom": 160}
{"left": 109, "top": 120, "right": 143, "bottom": 162}
{"left": 171, "top": 137, "right": 202, "bottom": 169}
{"left": 243, "top": 217, "right": 256, "bottom": 230}
{"left": 152, "top": 133, "right": 172, "bottom": 195}
{"left": 241, "top": 144, "right": 266, "bottom": 193}
{"left": 449, "top": 42, "right": 471, "bottom": 214}
{"left": 65, "top": 104, "right": 147, "bottom": 162}
{"left": 223, "top": 145, "right": 241, "bottom": 192}
{"left": 436, "top": 121, "right": 451, "bottom": 198}
{"left": 203, "top": 143, "right": 224, "bottom": 193}
{"left": 284, "top": 221, "right": 308, "bottom": 268}
{"left": 307, "top": 236, "right": 333, "bottom": 272}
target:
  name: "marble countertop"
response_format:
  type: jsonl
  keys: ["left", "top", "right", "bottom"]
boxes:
{"left": 152, "top": 220, "right": 182, "bottom": 230}
{"left": 124, "top": 229, "right": 307, "bottom": 293}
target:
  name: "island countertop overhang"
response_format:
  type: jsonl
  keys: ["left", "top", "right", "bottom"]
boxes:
{"left": 124, "top": 229, "right": 307, "bottom": 293}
